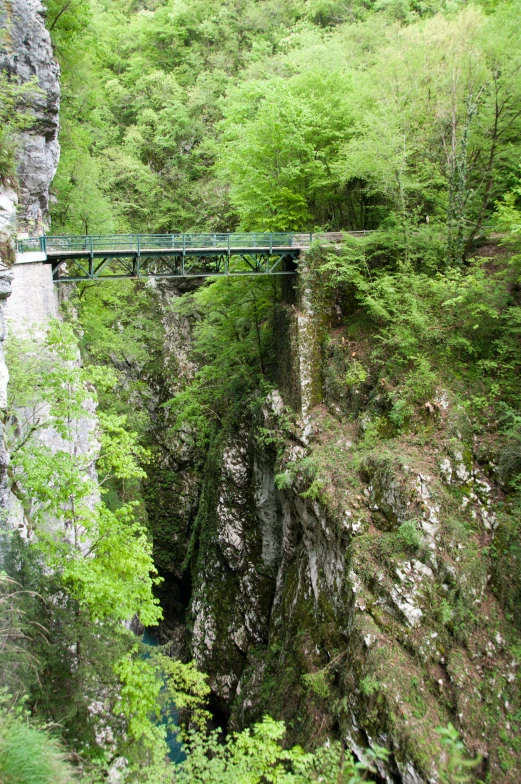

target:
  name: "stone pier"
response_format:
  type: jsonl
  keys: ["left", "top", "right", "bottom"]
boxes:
{"left": 6, "top": 259, "right": 57, "bottom": 332}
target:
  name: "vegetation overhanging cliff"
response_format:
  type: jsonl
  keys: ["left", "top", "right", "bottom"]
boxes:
{"left": 1, "top": 0, "right": 521, "bottom": 782}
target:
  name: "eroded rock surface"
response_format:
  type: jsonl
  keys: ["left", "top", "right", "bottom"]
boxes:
{"left": 0, "top": 0, "right": 59, "bottom": 521}
{"left": 0, "top": 0, "right": 60, "bottom": 235}
{"left": 177, "top": 273, "right": 518, "bottom": 783}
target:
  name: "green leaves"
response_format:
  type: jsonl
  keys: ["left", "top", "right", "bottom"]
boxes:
{"left": 113, "top": 646, "right": 164, "bottom": 746}
{"left": 218, "top": 70, "right": 354, "bottom": 230}
{"left": 6, "top": 320, "right": 161, "bottom": 626}
{"left": 49, "top": 0, "right": 521, "bottom": 243}
{"left": 64, "top": 502, "right": 161, "bottom": 625}
{"left": 173, "top": 715, "right": 387, "bottom": 783}
{"left": 165, "top": 276, "right": 276, "bottom": 449}
{"left": 97, "top": 412, "right": 149, "bottom": 483}
{"left": 160, "top": 656, "right": 211, "bottom": 730}
{"left": 318, "top": 228, "right": 520, "bottom": 425}
{"left": 436, "top": 723, "right": 480, "bottom": 783}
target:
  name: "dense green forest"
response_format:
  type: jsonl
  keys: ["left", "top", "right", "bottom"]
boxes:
{"left": 2, "top": 0, "right": 521, "bottom": 781}
{"left": 48, "top": 0, "right": 521, "bottom": 249}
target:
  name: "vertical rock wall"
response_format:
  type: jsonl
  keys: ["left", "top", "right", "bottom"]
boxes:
{"left": 0, "top": 0, "right": 60, "bottom": 519}
{"left": 185, "top": 265, "right": 341, "bottom": 730}
{"left": 272, "top": 255, "right": 325, "bottom": 418}
{"left": 176, "top": 256, "right": 519, "bottom": 782}
{"left": 0, "top": 0, "right": 60, "bottom": 236}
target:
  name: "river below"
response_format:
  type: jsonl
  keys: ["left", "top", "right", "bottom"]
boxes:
{"left": 141, "top": 629, "right": 186, "bottom": 763}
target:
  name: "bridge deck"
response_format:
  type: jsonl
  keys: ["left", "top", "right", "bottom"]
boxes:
{"left": 45, "top": 245, "right": 295, "bottom": 258}
{"left": 16, "top": 231, "right": 369, "bottom": 282}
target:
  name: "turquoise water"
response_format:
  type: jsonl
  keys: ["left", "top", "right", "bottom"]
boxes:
{"left": 141, "top": 630, "right": 186, "bottom": 763}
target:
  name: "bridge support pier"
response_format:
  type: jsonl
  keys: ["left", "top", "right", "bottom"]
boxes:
{"left": 273, "top": 252, "right": 323, "bottom": 420}
{"left": 6, "top": 259, "right": 57, "bottom": 333}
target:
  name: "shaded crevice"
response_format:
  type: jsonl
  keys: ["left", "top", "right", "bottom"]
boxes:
{"left": 153, "top": 569, "right": 192, "bottom": 649}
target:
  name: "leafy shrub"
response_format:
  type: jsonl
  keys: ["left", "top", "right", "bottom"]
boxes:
{"left": 439, "top": 599, "right": 455, "bottom": 625}
{"left": 388, "top": 398, "right": 414, "bottom": 428}
{"left": 300, "top": 475, "right": 326, "bottom": 502}
{"left": 436, "top": 723, "right": 480, "bottom": 783}
{"left": 274, "top": 470, "right": 294, "bottom": 490}
{"left": 173, "top": 715, "right": 386, "bottom": 783}
{"left": 396, "top": 520, "right": 422, "bottom": 551}
{"left": 345, "top": 360, "right": 368, "bottom": 388}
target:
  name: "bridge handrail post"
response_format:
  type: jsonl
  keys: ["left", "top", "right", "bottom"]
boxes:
{"left": 88, "top": 235, "right": 94, "bottom": 278}
{"left": 226, "top": 234, "right": 230, "bottom": 275}
{"left": 270, "top": 233, "right": 272, "bottom": 254}
{"left": 182, "top": 234, "right": 185, "bottom": 276}
{"left": 40, "top": 236, "right": 47, "bottom": 255}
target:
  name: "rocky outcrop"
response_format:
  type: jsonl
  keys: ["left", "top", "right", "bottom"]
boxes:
{"left": 167, "top": 260, "right": 520, "bottom": 783}
{"left": 0, "top": 0, "right": 60, "bottom": 237}
{"left": 190, "top": 423, "right": 284, "bottom": 713}
{"left": 0, "top": 186, "right": 17, "bottom": 266}
{"left": 0, "top": 0, "right": 60, "bottom": 523}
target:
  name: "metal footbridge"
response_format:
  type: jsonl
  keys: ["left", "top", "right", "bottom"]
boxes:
{"left": 15, "top": 231, "right": 362, "bottom": 283}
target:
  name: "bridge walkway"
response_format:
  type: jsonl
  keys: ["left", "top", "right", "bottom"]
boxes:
{"left": 16, "top": 231, "right": 370, "bottom": 282}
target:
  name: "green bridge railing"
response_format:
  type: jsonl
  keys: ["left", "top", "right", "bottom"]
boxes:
{"left": 17, "top": 232, "right": 316, "bottom": 255}
{"left": 16, "top": 231, "right": 373, "bottom": 281}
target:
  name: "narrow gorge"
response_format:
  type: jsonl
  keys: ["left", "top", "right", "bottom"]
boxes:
{"left": 1, "top": 0, "right": 521, "bottom": 783}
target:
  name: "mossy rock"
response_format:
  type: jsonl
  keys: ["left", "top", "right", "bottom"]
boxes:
{"left": 360, "top": 453, "right": 410, "bottom": 529}
{"left": 322, "top": 335, "right": 373, "bottom": 417}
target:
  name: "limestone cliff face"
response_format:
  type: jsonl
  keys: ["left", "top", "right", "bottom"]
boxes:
{"left": 189, "top": 406, "right": 352, "bottom": 730}
{"left": 171, "top": 263, "right": 519, "bottom": 784}
{"left": 0, "top": 0, "right": 60, "bottom": 244}
{"left": 0, "top": 0, "right": 60, "bottom": 518}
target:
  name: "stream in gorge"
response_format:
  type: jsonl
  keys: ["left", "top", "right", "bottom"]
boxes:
{"left": 141, "top": 629, "right": 185, "bottom": 763}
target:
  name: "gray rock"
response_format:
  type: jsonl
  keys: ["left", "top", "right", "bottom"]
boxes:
{"left": 362, "top": 454, "right": 409, "bottom": 528}
{"left": 0, "top": 189, "right": 18, "bottom": 236}
{"left": 0, "top": 0, "right": 60, "bottom": 539}
{"left": 0, "top": 274, "right": 12, "bottom": 301}
{"left": 0, "top": 0, "right": 60, "bottom": 234}
{"left": 128, "top": 615, "right": 145, "bottom": 637}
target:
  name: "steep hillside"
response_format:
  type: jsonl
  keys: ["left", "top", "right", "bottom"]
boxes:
{"left": 1, "top": 0, "right": 521, "bottom": 782}
{"left": 177, "top": 242, "right": 521, "bottom": 781}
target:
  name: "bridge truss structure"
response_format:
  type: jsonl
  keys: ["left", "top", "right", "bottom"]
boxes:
{"left": 16, "top": 232, "right": 324, "bottom": 283}
{"left": 16, "top": 231, "right": 372, "bottom": 283}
